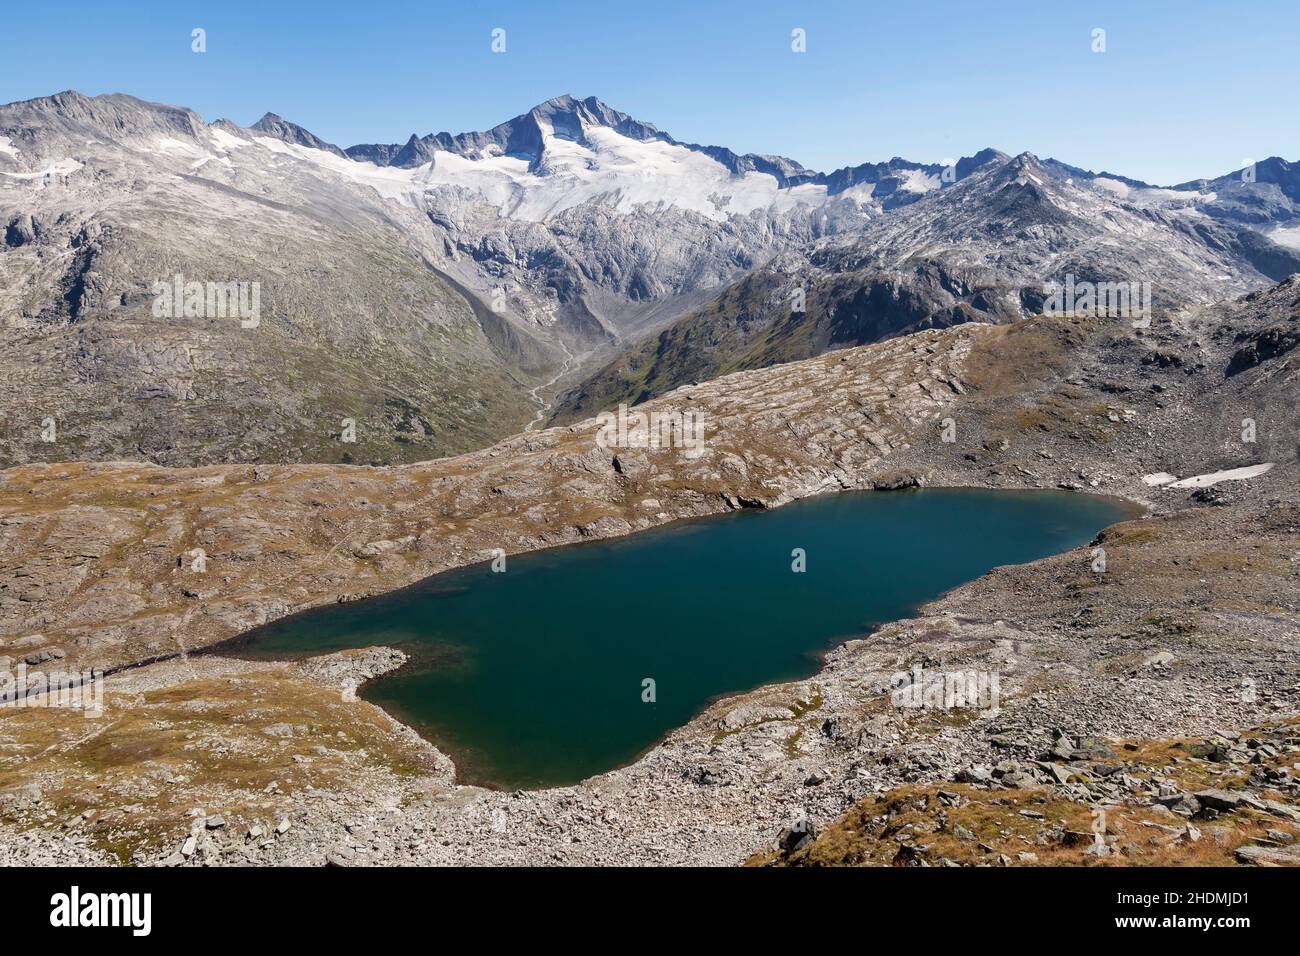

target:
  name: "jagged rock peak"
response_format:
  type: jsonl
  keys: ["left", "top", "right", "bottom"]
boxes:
{"left": 249, "top": 112, "right": 345, "bottom": 157}
{"left": 356, "top": 93, "right": 670, "bottom": 168}
{"left": 528, "top": 94, "right": 662, "bottom": 140}
{"left": 987, "top": 151, "right": 1055, "bottom": 188}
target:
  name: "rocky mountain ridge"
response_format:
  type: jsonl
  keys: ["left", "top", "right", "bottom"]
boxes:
{"left": 3, "top": 90, "right": 1299, "bottom": 469}
{"left": 552, "top": 152, "right": 1300, "bottom": 420}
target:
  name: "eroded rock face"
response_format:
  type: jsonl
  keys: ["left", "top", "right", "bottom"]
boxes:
{"left": 3, "top": 213, "right": 37, "bottom": 248}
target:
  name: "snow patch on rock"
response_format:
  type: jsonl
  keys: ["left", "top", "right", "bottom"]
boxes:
{"left": 1165, "top": 463, "right": 1274, "bottom": 488}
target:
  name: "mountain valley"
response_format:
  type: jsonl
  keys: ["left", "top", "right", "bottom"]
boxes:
{"left": 4, "top": 91, "right": 1298, "bottom": 467}
{"left": 1, "top": 86, "right": 1298, "bottom": 870}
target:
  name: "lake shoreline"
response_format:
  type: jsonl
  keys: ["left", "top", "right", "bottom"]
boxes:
{"left": 215, "top": 484, "right": 1143, "bottom": 791}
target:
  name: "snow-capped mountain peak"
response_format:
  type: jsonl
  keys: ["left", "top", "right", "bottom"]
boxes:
{"left": 345, "top": 94, "right": 666, "bottom": 169}
{"left": 2, "top": 88, "right": 1299, "bottom": 470}
{"left": 249, "top": 112, "right": 345, "bottom": 158}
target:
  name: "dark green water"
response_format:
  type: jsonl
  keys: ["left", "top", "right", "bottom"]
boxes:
{"left": 233, "top": 489, "right": 1133, "bottom": 790}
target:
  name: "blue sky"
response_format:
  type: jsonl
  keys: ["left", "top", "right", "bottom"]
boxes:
{"left": 1, "top": 0, "right": 1296, "bottom": 185}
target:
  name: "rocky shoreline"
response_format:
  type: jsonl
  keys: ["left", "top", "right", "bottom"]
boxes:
{"left": 2, "top": 282, "right": 1298, "bottom": 865}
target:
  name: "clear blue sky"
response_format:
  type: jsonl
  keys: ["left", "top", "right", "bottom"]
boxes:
{"left": 1, "top": 0, "right": 1296, "bottom": 185}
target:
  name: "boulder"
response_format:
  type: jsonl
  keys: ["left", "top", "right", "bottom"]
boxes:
{"left": 1193, "top": 789, "right": 1249, "bottom": 812}
{"left": 1235, "top": 844, "right": 1300, "bottom": 866}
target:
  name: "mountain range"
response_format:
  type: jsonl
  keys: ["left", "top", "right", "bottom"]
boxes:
{"left": 2, "top": 90, "right": 1298, "bottom": 465}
